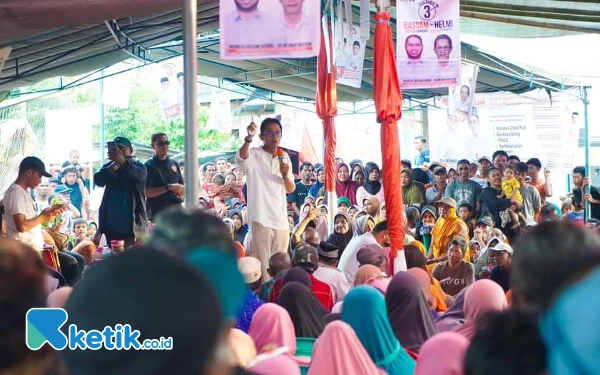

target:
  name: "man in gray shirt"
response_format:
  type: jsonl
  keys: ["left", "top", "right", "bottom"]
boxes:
{"left": 515, "top": 162, "right": 541, "bottom": 222}
{"left": 445, "top": 159, "right": 482, "bottom": 214}
{"left": 426, "top": 166, "right": 447, "bottom": 205}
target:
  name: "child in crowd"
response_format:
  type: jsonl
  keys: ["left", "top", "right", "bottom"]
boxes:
{"left": 212, "top": 174, "right": 244, "bottom": 218}
{"left": 69, "top": 219, "right": 90, "bottom": 250}
{"left": 499, "top": 165, "right": 525, "bottom": 229}
{"left": 59, "top": 149, "right": 83, "bottom": 178}
{"left": 458, "top": 203, "right": 476, "bottom": 238}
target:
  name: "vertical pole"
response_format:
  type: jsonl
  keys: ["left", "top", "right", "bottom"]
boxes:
{"left": 183, "top": 0, "right": 199, "bottom": 208}
{"left": 100, "top": 69, "right": 106, "bottom": 167}
{"left": 583, "top": 86, "right": 591, "bottom": 220}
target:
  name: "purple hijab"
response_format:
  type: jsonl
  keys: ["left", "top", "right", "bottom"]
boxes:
{"left": 385, "top": 272, "right": 438, "bottom": 352}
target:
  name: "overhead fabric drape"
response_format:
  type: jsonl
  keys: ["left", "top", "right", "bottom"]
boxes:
{"left": 373, "top": 11, "right": 406, "bottom": 274}
{"left": 315, "top": 28, "right": 338, "bottom": 195}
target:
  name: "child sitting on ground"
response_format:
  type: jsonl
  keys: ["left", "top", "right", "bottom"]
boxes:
{"left": 498, "top": 165, "right": 526, "bottom": 229}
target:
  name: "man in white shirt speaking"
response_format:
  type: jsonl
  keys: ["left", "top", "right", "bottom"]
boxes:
{"left": 237, "top": 118, "right": 295, "bottom": 280}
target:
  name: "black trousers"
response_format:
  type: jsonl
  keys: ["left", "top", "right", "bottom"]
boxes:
{"left": 57, "top": 250, "right": 85, "bottom": 286}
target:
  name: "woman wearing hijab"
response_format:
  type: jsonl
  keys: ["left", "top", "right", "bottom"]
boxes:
{"left": 386, "top": 272, "right": 438, "bottom": 353}
{"left": 228, "top": 209, "right": 249, "bottom": 244}
{"left": 248, "top": 303, "right": 311, "bottom": 375}
{"left": 353, "top": 170, "right": 365, "bottom": 188}
{"left": 415, "top": 332, "right": 470, "bottom": 375}
{"left": 407, "top": 267, "right": 447, "bottom": 314}
{"left": 327, "top": 213, "right": 354, "bottom": 257}
{"left": 354, "top": 264, "right": 388, "bottom": 287}
{"left": 416, "top": 205, "right": 438, "bottom": 249}
{"left": 307, "top": 321, "right": 386, "bottom": 375}
{"left": 342, "top": 286, "right": 416, "bottom": 375}
{"left": 353, "top": 215, "right": 375, "bottom": 238}
{"left": 401, "top": 168, "right": 425, "bottom": 207}
{"left": 362, "top": 196, "right": 381, "bottom": 222}
{"left": 356, "top": 162, "right": 385, "bottom": 207}
{"left": 278, "top": 282, "right": 326, "bottom": 338}
{"left": 308, "top": 166, "right": 324, "bottom": 199}
{"left": 350, "top": 159, "right": 364, "bottom": 176}
{"left": 429, "top": 197, "right": 470, "bottom": 270}
{"left": 455, "top": 279, "right": 507, "bottom": 341}
{"left": 336, "top": 163, "right": 359, "bottom": 205}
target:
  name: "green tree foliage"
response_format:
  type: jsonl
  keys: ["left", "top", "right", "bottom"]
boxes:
{"left": 104, "top": 71, "right": 237, "bottom": 152}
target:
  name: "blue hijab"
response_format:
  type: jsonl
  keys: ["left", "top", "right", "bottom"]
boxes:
{"left": 308, "top": 166, "right": 324, "bottom": 198}
{"left": 342, "top": 286, "right": 416, "bottom": 375}
{"left": 541, "top": 265, "right": 600, "bottom": 375}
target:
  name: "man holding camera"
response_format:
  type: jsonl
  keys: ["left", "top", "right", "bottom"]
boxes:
{"left": 95, "top": 137, "right": 147, "bottom": 248}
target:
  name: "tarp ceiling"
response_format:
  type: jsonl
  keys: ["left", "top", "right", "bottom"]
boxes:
{"left": 0, "top": 0, "right": 595, "bottom": 102}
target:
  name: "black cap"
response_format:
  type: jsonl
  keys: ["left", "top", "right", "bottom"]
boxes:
{"left": 477, "top": 217, "right": 493, "bottom": 227}
{"left": 526, "top": 158, "right": 542, "bottom": 169}
{"left": 318, "top": 241, "right": 339, "bottom": 259}
{"left": 433, "top": 166, "right": 447, "bottom": 175}
{"left": 19, "top": 156, "right": 52, "bottom": 177}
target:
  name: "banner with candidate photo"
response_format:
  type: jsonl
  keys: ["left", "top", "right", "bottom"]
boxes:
{"left": 335, "top": 22, "right": 367, "bottom": 88}
{"left": 396, "top": 0, "right": 461, "bottom": 89}
{"left": 220, "top": 0, "right": 320, "bottom": 60}
{"left": 151, "top": 57, "right": 185, "bottom": 121}
{"left": 448, "top": 62, "right": 479, "bottom": 116}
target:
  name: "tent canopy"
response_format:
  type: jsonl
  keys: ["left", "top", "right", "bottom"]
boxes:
{"left": 0, "top": 0, "right": 591, "bottom": 102}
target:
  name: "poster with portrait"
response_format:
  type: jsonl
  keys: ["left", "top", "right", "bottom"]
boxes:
{"left": 335, "top": 22, "right": 367, "bottom": 88}
{"left": 219, "top": 0, "right": 320, "bottom": 60}
{"left": 152, "top": 57, "right": 185, "bottom": 121}
{"left": 449, "top": 62, "right": 479, "bottom": 115}
{"left": 396, "top": 0, "right": 461, "bottom": 89}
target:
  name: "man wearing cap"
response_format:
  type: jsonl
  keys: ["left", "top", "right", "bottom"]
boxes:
{"left": 426, "top": 166, "right": 448, "bottom": 205}
{"left": 526, "top": 157, "right": 552, "bottom": 206}
{"left": 94, "top": 137, "right": 147, "bottom": 247}
{"left": 236, "top": 256, "right": 265, "bottom": 332}
{"left": 2, "top": 156, "right": 65, "bottom": 251}
{"left": 313, "top": 241, "right": 350, "bottom": 303}
{"left": 48, "top": 185, "right": 82, "bottom": 233}
{"left": 471, "top": 156, "right": 491, "bottom": 189}
{"left": 445, "top": 159, "right": 482, "bottom": 214}
{"left": 291, "top": 207, "right": 319, "bottom": 249}
{"left": 488, "top": 242, "right": 513, "bottom": 292}
{"left": 356, "top": 243, "right": 388, "bottom": 274}
{"left": 145, "top": 133, "right": 184, "bottom": 222}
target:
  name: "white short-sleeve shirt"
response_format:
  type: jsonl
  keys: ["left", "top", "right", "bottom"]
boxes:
{"left": 236, "top": 147, "right": 294, "bottom": 231}
{"left": 2, "top": 183, "right": 44, "bottom": 251}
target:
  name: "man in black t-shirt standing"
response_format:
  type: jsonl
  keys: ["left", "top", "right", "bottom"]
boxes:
{"left": 571, "top": 165, "right": 600, "bottom": 221}
{"left": 287, "top": 162, "right": 314, "bottom": 216}
{"left": 145, "top": 133, "right": 184, "bottom": 221}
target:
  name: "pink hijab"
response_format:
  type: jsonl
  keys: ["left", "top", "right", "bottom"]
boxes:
{"left": 415, "top": 332, "right": 470, "bottom": 375}
{"left": 248, "top": 351, "right": 301, "bottom": 375}
{"left": 249, "top": 303, "right": 297, "bottom": 355}
{"left": 336, "top": 163, "right": 358, "bottom": 205}
{"left": 307, "top": 321, "right": 386, "bottom": 375}
{"left": 46, "top": 287, "right": 73, "bottom": 308}
{"left": 454, "top": 279, "right": 507, "bottom": 340}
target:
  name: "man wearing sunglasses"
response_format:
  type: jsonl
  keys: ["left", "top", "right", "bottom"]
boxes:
{"left": 145, "top": 133, "right": 184, "bottom": 221}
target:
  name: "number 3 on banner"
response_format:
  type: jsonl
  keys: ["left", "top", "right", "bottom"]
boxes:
{"left": 419, "top": 4, "right": 436, "bottom": 20}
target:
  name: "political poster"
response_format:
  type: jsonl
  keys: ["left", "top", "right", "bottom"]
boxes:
{"left": 152, "top": 57, "right": 185, "bottom": 121}
{"left": 396, "top": 0, "right": 461, "bottom": 89}
{"left": 449, "top": 62, "right": 479, "bottom": 116}
{"left": 335, "top": 22, "right": 367, "bottom": 88}
{"left": 219, "top": 0, "right": 320, "bottom": 60}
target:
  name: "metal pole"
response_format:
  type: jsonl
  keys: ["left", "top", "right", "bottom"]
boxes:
{"left": 183, "top": 0, "right": 199, "bottom": 208}
{"left": 100, "top": 69, "right": 106, "bottom": 166}
{"left": 583, "top": 86, "right": 591, "bottom": 220}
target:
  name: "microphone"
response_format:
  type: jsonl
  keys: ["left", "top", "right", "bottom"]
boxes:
{"left": 276, "top": 149, "right": 286, "bottom": 178}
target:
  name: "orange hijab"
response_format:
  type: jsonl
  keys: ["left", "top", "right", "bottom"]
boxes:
{"left": 430, "top": 207, "right": 470, "bottom": 260}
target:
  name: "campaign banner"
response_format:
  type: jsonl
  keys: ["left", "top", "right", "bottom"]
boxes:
{"left": 219, "top": 0, "right": 320, "bottom": 60}
{"left": 396, "top": 0, "right": 461, "bottom": 89}
{"left": 151, "top": 57, "right": 185, "bottom": 121}
{"left": 428, "top": 94, "right": 579, "bottom": 170}
{"left": 335, "top": 22, "right": 367, "bottom": 88}
{"left": 449, "top": 62, "right": 479, "bottom": 115}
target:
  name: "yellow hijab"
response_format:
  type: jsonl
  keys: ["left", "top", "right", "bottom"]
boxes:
{"left": 430, "top": 207, "right": 470, "bottom": 261}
